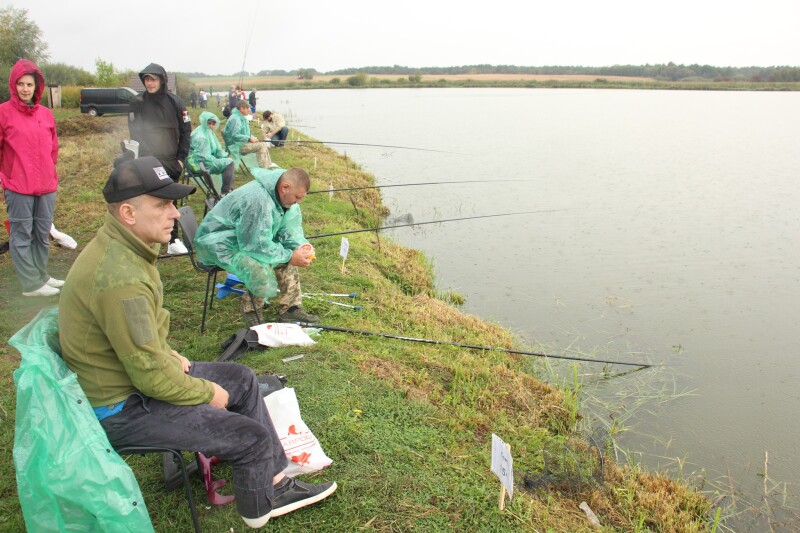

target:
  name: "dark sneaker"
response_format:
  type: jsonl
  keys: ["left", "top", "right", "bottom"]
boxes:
{"left": 243, "top": 310, "right": 262, "bottom": 328}
{"left": 271, "top": 477, "right": 337, "bottom": 518}
{"left": 278, "top": 307, "right": 320, "bottom": 324}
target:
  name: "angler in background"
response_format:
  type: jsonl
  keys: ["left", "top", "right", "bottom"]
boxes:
{"left": 187, "top": 112, "right": 235, "bottom": 196}
{"left": 263, "top": 110, "right": 289, "bottom": 148}
{"left": 248, "top": 88, "right": 257, "bottom": 114}
{"left": 0, "top": 59, "right": 62, "bottom": 297}
{"left": 194, "top": 167, "right": 320, "bottom": 327}
{"left": 223, "top": 100, "right": 273, "bottom": 169}
{"left": 127, "top": 62, "right": 192, "bottom": 255}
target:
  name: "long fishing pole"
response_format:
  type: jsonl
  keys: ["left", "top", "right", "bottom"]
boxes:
{"left": 307, "top": 208, "right": 573, "bottom": 240}
{"left": 298, "top": 323, "right": 652, "bottom": 368}
{"left": 307, "top": 179, "right": 532, "bottom": 195}
{"left": 261, "top": 139, "right": 456, "bottom": 154}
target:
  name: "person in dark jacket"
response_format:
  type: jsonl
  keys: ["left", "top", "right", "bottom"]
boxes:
{"left": 248, "top": 89, "right": 257, "bottom": 113}
{"left": 128, "top": 63, "right": 192, "bottom": 254}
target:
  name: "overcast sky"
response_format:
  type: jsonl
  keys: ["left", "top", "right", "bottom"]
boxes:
{"left": 18, "top": 0, "right": 799, "bottom": 75}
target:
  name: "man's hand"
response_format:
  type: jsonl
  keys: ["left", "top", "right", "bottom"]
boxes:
{"left": 289, "top": 245, "right": 315, "bottom": 267}
{"left": 178, "top": 160, "right": 185, "bottom": 170}
{"left": 209, "top": 383, "right": 229, "bottom": 409}
{"left": 170, "top": 349, "right": 191, "bottom": 373}
{"left": 249, "top": 136, "right": 259, "bottom": 143}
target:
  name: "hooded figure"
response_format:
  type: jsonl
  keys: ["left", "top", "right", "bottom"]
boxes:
{"left": 128, "top": 63, "right": 192, "bottom": 252}
{"left": 187, "top": 111, "right": 235, "bottom": 195}
{"left": 127, "top": 63, "right": 191, "bottom": 180}
{"left": 0, "top": 59, "right": 62, "bottom": 296}
{"left": 194, "top": 167, "right": 308, "bottom": 300}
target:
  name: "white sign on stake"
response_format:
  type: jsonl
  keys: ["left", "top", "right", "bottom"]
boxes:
{"left": 490, "top": 433, "right": 514, "bottom": 507}
{"left": 339, "top": 237, "right": 350, "bottom": 274}
{"left": 328, "top": 182, "right": 334, "bottom": 200}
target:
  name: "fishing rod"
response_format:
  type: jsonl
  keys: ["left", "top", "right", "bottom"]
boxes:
{"left": 297, "top": 323, "right": 652, "bottom": 369}
{"left": 306, "top": 208, "right": 573, "bottom": 240}
{"left": 307, "top": 179, "right": 533, "bottom": 195}
{"left": 260, "top": 139, "right": 456, "bottom": 154}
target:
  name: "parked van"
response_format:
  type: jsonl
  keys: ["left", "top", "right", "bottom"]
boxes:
{"left": 79, "top": 87, "right": 138, "bottom": 117}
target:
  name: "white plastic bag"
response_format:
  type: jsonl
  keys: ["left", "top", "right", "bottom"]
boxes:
{"left": 250, "top": 323, "right": 316, "bottom": 348}
{"left": 264, "top": 387, "right": 333, "bottom": 476}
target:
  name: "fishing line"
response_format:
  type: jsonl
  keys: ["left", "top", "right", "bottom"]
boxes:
{"left": 307, "top": 208, "right": 574, "bottom": 239}
{"left": 261, "top": 139, "right": 456, "bottom": 154}
{"left": 297, "top": 323, "right": 652, "bottom": 369}
{"left": 238, "top": 3, "right": 260, "bottom": 88}
{"left": 307, "top": 179, "right": 533, "bottom": 195}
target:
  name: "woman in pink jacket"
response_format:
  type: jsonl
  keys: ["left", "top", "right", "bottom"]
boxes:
{"left": 0, "top": 59, "right": 61, "bottom": 296}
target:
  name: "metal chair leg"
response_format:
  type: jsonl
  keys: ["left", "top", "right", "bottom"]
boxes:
{"left": 169, "top": 449, "right": 202, "bottom": 533}
{"left": 201, "top": 272, "right": 213, "bottom": 333}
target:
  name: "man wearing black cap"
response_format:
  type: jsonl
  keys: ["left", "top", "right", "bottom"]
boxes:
{"left": 128, "top": 63, "right": 192, "bottom": 254}
{"left": 58, "top": 157, "right": 337, "bottom": 529}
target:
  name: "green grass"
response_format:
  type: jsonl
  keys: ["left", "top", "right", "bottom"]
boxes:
{"left": 0, "top": 108, "right": 714, "bottom": 532}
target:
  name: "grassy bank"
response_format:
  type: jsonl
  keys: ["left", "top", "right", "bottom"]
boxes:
{"left": 0, "top": 108, "right": 713, "bottom": 532}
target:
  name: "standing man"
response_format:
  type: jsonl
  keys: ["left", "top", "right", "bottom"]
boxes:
{"left": 222, "top": 100, "right": 273, "bottom": 169}
{"left": 128, "top": 63, "right": 191, "bottom": 254}
{"left": 190, "top": 89, "right": 197, "bottom": 109}
{"left": 58, "top": 157, "right": 337, "bottom": 529}
{"left": 248, "top": 88, "right": 257, "bottom": 113}
{"left": 262, "top": 110, "right": 289, "bottom": 148}
{"left": 194, "top": 167, "right": 320, "bottom": 326}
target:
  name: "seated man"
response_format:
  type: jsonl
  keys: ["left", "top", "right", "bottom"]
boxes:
{"left": 262, "top": 110, "right": 289, "bottom": 147}
{"left": 222, "top": 100, "right": 273, "bottom": 169}
{"left": 58, "top": 157, "right": 335, "bottom": 529}
{"left": 194, "top": 166, "right": 319, "bottom": 326}
{"left": 187, "top": 111, "right": 235, "bottom": 196}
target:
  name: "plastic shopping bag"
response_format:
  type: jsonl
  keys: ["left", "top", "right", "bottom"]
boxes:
{"left": 250, "top": 322, "right": 316, "bottom": 347}
{"left": 264, "top": 387, "right": 333, "bottom": 476}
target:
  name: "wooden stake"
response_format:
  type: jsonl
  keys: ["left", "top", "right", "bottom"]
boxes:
{"left": 498, "top": 443, "right": 511, "bottom": 510}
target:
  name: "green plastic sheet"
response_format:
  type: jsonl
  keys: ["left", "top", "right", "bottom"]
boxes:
{"left": 10, "top": 307, "right": 154, "bottom": 532}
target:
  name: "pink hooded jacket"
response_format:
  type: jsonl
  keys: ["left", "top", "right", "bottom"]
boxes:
{"left": 0, "top": 59, "right": 59, "bottom": 196}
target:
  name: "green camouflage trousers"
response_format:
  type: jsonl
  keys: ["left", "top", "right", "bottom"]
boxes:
{"left": 240, "top": 264, "right": 301, "bottom": 314}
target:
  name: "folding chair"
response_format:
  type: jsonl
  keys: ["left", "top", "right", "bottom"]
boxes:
{"left": 184, "top": 163, "right": 221, "bottom": 204}
{"left": 115, "top": 446, "right": 202, "bottom": 533}
{"left": 177, "top": 206, "right": 260, "bottom": 332}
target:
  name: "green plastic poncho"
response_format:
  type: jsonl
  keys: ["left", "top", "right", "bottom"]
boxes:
{"left": 187, "top": 111, "right": 233, "bottom": 174}
{"left": 10, "top": 307, "right": 154, "bottom": 532}
{"left": 194, "top": 168, "right": 308, "bottom": 299}
{"left": 221, "top": 107, "right": 252, "bottom": 165}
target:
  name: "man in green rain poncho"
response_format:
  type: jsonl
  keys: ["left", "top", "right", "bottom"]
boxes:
{"left": 194, "top": 167, "right": 320, "bottom": 326}
{"left": 187, "top": 111, "right": 235, "bottom": 195}
{"left": 222, "top": 100, "right": 273, "bottom": 169}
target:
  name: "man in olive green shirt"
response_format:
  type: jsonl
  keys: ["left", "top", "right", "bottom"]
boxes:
{"left": 58, "top": 156, "right": 336, "bottom": 528}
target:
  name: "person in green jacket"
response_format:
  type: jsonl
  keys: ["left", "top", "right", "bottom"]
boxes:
{"left": 187, "top": 111, "right": 235, "bottom": 195}
{"left": 59, "top": 157, "right": 336, "bottom": 528}
{"left": 194, "top": 166, "right": 320, "bottom": 325}
{"left": 222, "top": 100, "right": 272, "bottom": 169}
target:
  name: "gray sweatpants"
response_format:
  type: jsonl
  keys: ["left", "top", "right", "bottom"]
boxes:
{"left": 100, "top": 362, "right": 288, "bottom": 520}
{"left": 4, "top": 190, "right": 56, "bottom": 292}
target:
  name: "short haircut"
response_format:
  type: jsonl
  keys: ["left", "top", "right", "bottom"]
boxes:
{"left": 107, "top": 195, "right": 143, "bottom": 218}
{"left": 280, "top": 168, "right": 311, "bottom": 192}
{"left": 262, "top": 110, "right": 272, "bottom": 119}
{"left": 236, "top": 100, "right": 250, "bottom": 111}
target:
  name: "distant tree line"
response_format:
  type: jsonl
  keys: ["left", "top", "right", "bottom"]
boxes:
{"left": 183, "top": 63, "right": 800, "bottom": 83}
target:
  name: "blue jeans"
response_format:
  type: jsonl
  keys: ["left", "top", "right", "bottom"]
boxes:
{"left": 100, "top": 362, "right": 287, "bottom": 519}
{"left": 270, "top": 126, "right": 289, "bottom": 147}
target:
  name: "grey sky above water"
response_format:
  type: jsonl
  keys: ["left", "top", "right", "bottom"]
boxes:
{"left": 20, "top": 0, "right": 799, "bottom": 75}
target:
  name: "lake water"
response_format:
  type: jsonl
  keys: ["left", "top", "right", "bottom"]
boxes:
{"left": 258, "top": 87, "right": 800, "bottom": 529}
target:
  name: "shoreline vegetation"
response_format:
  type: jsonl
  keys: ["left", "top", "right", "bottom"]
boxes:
{"left": 0, "top": 108, "right": 714, "bottom": 531}
{"left": 188, "top": 72, "right": 800, "bottom": 92}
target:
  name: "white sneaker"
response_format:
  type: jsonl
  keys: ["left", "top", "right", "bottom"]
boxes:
{"left": 23, "top": 284, "right": 60, "bottom": 297}
{"left": 268, "top": 163, "right": 279, "bottom": 169}
{"left": 45, "top": 277, "right": 65, "bottom": 288}
{"left": 167, "top": 239, "right": 189, "bottom": 255}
